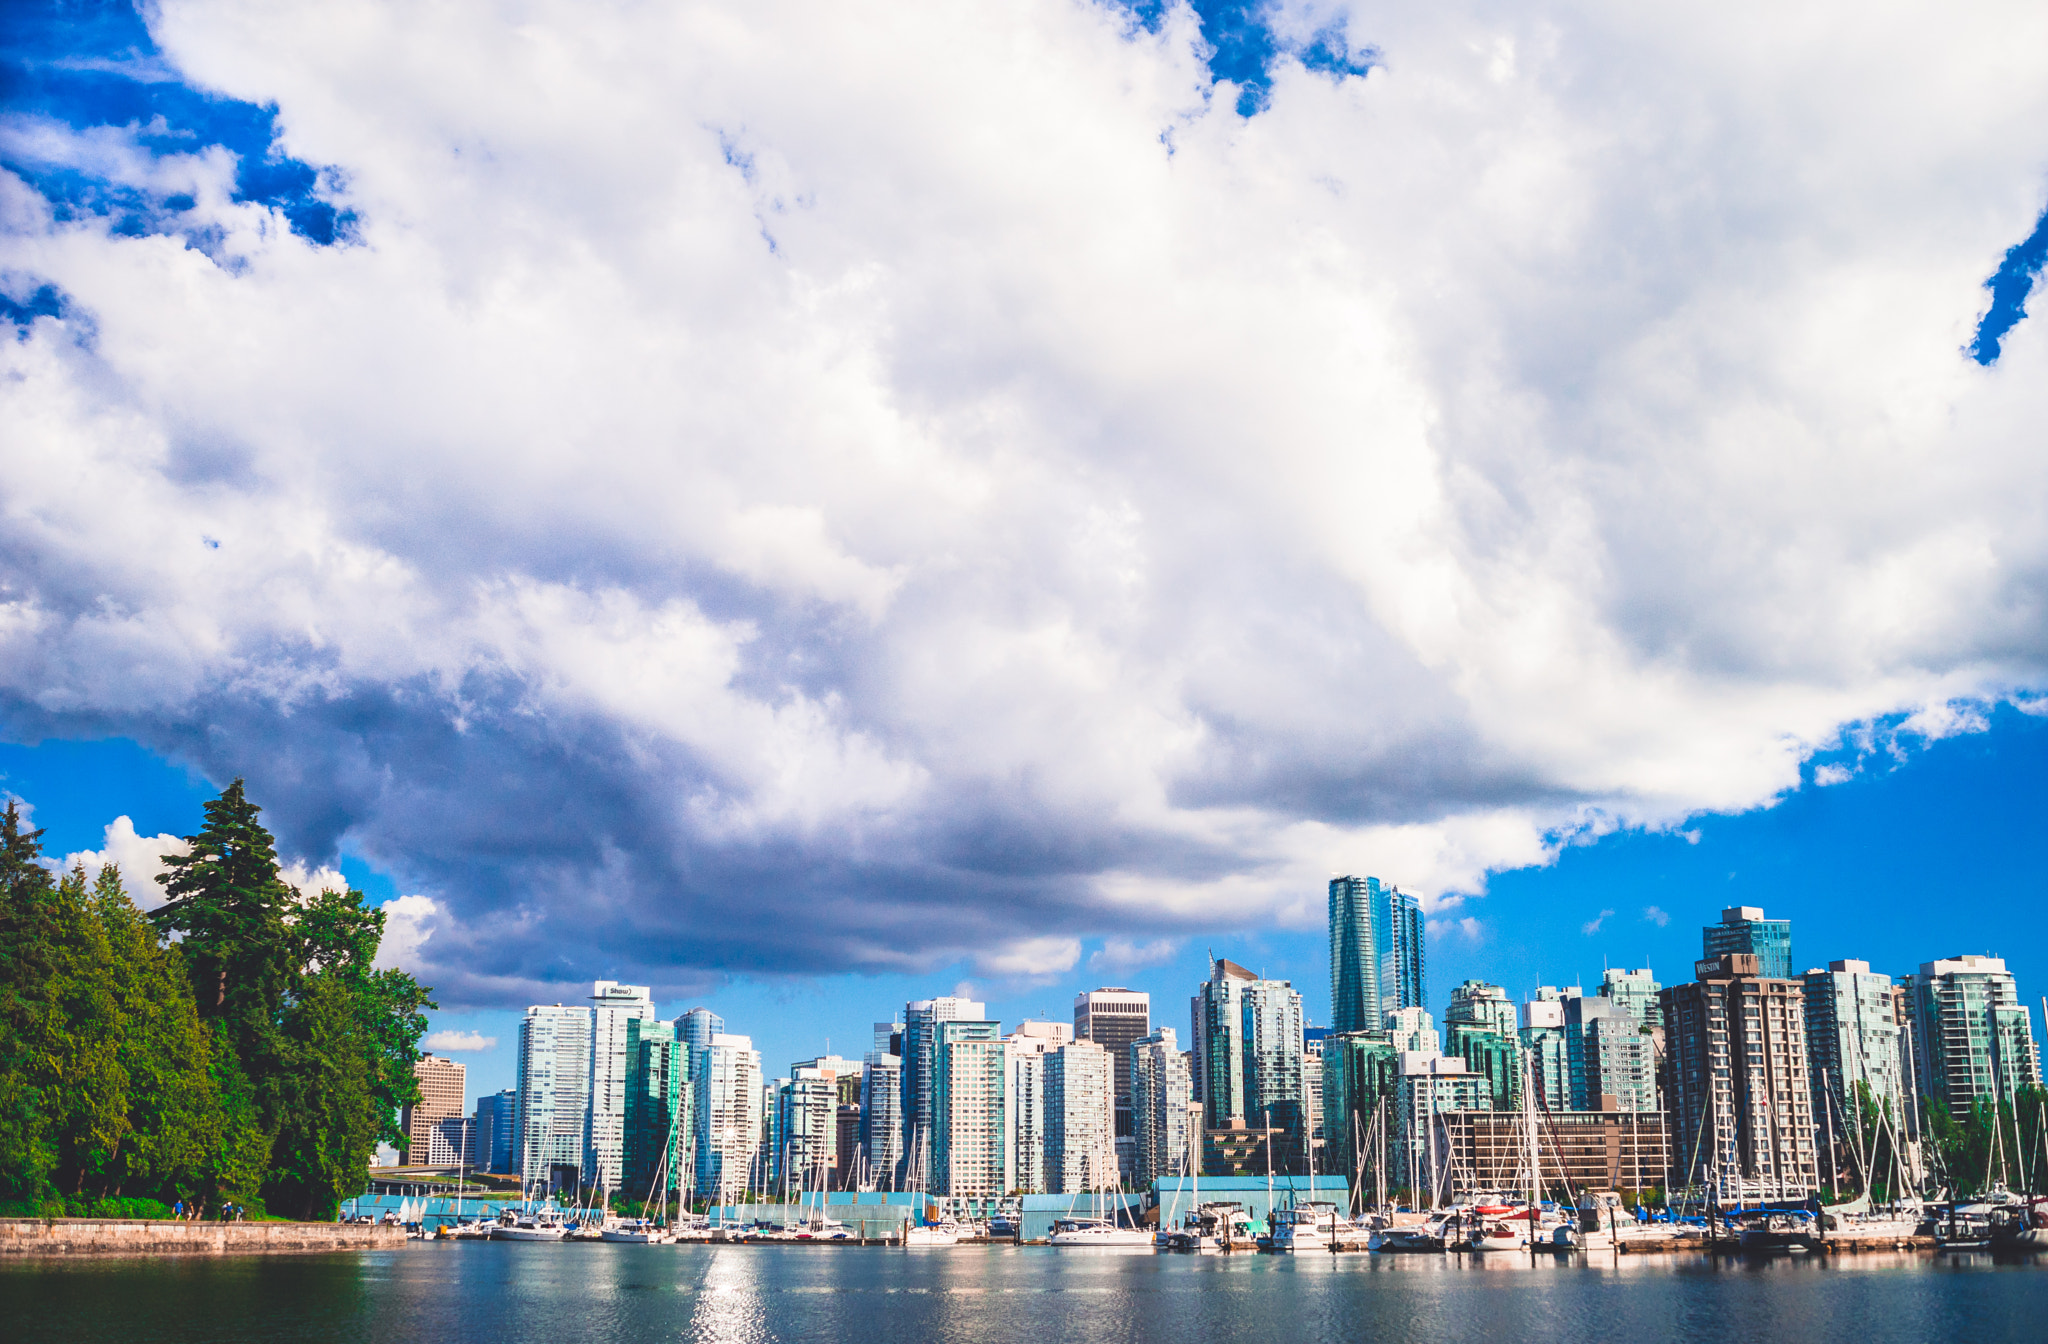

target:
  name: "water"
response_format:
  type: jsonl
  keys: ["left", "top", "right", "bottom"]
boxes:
{"left": 3, "top": 1244, "right": 2041, "bottom": 1344}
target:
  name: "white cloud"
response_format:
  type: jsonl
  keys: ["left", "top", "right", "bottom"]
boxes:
{"left": 1642, "top": 905, "right": 1671, "bottom": 927}
{"left": 421, "top": 1029, "right": 497, "bottom": 1053}
{"left": 1, "top": 0, "right": 2046, "bottom": 1001}
{"left": 1581, "top": 909, "right": 1616, "bottom": 936}
{"left": 60, "top": 816, "right": 189, "bottom": 909}
{"left": 1813, "top": 764, "right": 1853, "bottom": 787}
{"left": 279, "top": 860, "right": 347, "bottom": 901}
{"left": 1089, "top": 937, "right": 1180, "bottom": 971}
{"left": 373, "top": 895, "right": 444, "bottom": 974}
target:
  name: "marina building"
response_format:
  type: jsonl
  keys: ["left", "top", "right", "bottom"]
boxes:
{"left": 585, "top": 981, "right": 658, "bottom": 1192}
{"left": 1660, "top": 954, "right": 1819, "bottom": 1200}
{"left": 1704, "top": 907, "right": 1792, "bottom": 980}
{"left": 695, "top": 1033, "right": 763, "bottom": 1202}
{"left": 1044, "top": 1039, "right": 1118, "bottom": 1192}
{"left": 1441, "top": 1105, "right": 1672, "bottom": 1197}
{"left": 1074, "top": 988, "right": 1150, "bottom": 1184}
{"left": 402, "top": 1054, "right": 467, "bottom": 1165}
{"left": 1904, "top": 954, "right": 2041, "bottom": 1121}
{"left": 1131, "top": 1027, "right": 1193, "bottom": 1188}
{"left": 516, "top": 1003, "right": 593, "bottom": 1190}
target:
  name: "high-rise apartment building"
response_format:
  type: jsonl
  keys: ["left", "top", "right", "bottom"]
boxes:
{"left": 1004, "top": 1022, "right": 1070, "bottom": 1194}
{"left": 1330, "top": 876, "right": 1426, "bottom": 1034}
{"left": 772, "top": 1066, "right": 841, "bottom": 1190}
{"left": 403, "top": 1054, "right": 467, "bottom": 1164}
{"left": 1385, "top": 1006, "right": 1438, "bottom": 1056}
{"left": 929, "top": 1019, "right": 1006, "bottom": 1195}
{"left": 1520, "top": 995, "right": 1570, "bottom": 1113}
{"left": 517, "top": 1003, "right": 592, "bottom": 1189}
{"left": 1447, "top": 980, "right": 1519, "bottom": 1038}
{"left": 1564, "top": 994, "right": 1656, "bottom": 1112}
{"left": 1660, "top": 954, "right": 1818, "bottom": 1200}
{"left": 1191, "top": 959, "right": 1259, "bottom": 1126}
{"left": 695, "top": 1033, "right": 762, "bottom": 1202}
{"left": 1074, "top": 988, "right": 1150, "bottom": 1183}
{"left": 1600, "top": 967, "right": 1663, "bottom": 1032}
{"left": 624, "top": 1018, "right": 690, "bottom": 1200}
{"left": 1240, "top": 977, "right": 1307, "bottom": 1159}
{"left": 1704, "top": 907, "right": 1792, "bottom": 980}
{"left": 1383, "top": 886, "right": 1426, "bottom": 1015}
{"left": 1131, "top": 1027, "right": 1193, "bottom": 1189}
{"left": 1801, "top": 959, "right": 1905, "bottom": 1183}
{"left": 676, "top": 1007, "right": 724, "bottom": 1050}
{"left": 1320, "top": 1031, "right": 1398, "bottom": 1184}
{"left": 585, "top": 981, "right": 657, "bottom": 1192}
{"left": 1045, "top": 1039, "right": 1119, "bottom": 1192}
{"left": 1395, "top": 1054, "right": 1490, "bottom": 1202}
{"left": 860, "top": 1051, "right": 903, "bottom": 1189}
{"left": 1905, "top": 954, "right": 2041, "bottom": 1121}
{"left": 900, "top": 996, "right": 986, "bottom": 1180}
{"left": 474, "top": 1089, "right": 517, "bottom": 1173}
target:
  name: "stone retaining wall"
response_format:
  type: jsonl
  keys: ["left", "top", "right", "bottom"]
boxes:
{"left": 0, "top": 1217, "right": 404, "bottom": 1256}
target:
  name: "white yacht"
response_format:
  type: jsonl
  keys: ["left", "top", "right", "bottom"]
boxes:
{"left": 600, "top": 1217, "right": 668, "bottom": 1244}
{"left": 491, "top": 1206, "right": 569, "bottom": 1241}
{"left": 1048, "top": 1217, "right": 1153, "bottom": 1248}
{"left": 902, "top": 1220, "right": 963, "bottom": 1246}
{"left": 1271, "top": 1203, "right": 1366, "bottom": 1252}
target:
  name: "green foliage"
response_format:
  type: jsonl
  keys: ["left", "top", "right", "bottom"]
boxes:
{"left": 0, "top": 781, "right": 434, "bottom": 1219}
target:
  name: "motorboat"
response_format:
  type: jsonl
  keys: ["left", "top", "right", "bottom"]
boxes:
{"left": 1271, "top": 1202, "right": 1366, "bottom": 1252}
{"left": 1369, "top": 1213, "right": 1450, "bottom": 1253}
{"left": 1048, "top": 1217, "right": 1153, "bottom": 1248}
{"left": 491, "top": 1207, "right": 569, "bottom": 1241}
{"left": 600, "top": 1217, "right": 669, "bottom": 1244}
{"left": 903, "top": 1220, "right": 963, "bottom": 1246}
{"left": 794, "top": 1217, "right": 853, "bottom": 1241}
{"left": 1161, "top": 1202, "right": 1243, "bottom": 1252}
{"left": 1735, "top": 1210, "right": 1819, "bottom": 1253}
{"left": 1991, "top": 1197, "right": 2048, "bottom": 1251}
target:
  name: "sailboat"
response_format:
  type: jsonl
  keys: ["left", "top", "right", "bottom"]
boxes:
{"left": 899, "top": 1129, "right": 965, "bottom": 1246}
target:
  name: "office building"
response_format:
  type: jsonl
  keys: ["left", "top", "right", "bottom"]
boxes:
{"left": 1802, "top": 960, "right": 1906, "bottom": 1184}
{"left": 1905, "top": 954, "right": 2041, "bottom": 1121}
{"left": 1704, "top": 907, "right": 1792, "bottom": 980}
{"left": 929, "top": 1019, "right": 1006, "bottom": 1195}
{"left": 1131, "top": 1027, "right": 1193, "bottom": 1189}
{"left": 516, "top": 1003, "right": 592, "bottom": 1190}
{"left": 900, "top": 996, "right": 986, "bottom": 1180}
{"left": 402, "top": 1054, "right": 466, "bottom": 1165}
{"left": 1382, "top": 885, "right": 1426, "bottom": 1014}
{"left": 771, "top": 1066, "right": 840, "bottom": 1191}
{"left": 623, "top": 1018, "right": 690, "bottom": 1199}
{"left": 1660, "top": 954, "right": 1819, "bottom": 1200}
{"left": 695, "top": 1033, "right": 763, "bottom": 1202}
{"left": 1045, "top": 1039, "right": 1119, "bottom": 1192}
{"left": 1074, "top": 988, "right": 1150, "bottom": 1183}
{"left": 1600, "top": 967, "right": 1663, "bottom": 1032}
{"left": 586, "top": 981, "right": 658, "bottom": 1192}
{"left": 676, "top": 1007, "right": 724, "bottom": 1051}
{"left": 1301, "top": 1030, "right": 1326, "bottom": 1159}
{"left": 1240, "top": 977, "right": 1307, "bottom": 1158}
{"left": 474, "top": 1089, "right": 516, "bottom": 1173}
{"left": 1449, "top": 1027, "right": 1520, "bottom": 1112}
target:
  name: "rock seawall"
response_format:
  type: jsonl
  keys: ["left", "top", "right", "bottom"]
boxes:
{"left": 0, "top": 1218, "right": 403, "bottom": 1256}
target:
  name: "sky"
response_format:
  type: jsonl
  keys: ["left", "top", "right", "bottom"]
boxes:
{"left": 3, "top": 2, "right": 2048, "bottom": 1104}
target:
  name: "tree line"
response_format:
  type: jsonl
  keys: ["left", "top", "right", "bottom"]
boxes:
{"left": 0, "top": 780, "right": 432, "bottom": 1220}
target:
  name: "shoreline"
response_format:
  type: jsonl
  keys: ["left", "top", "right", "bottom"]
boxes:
{"left": 0, "top": 1218, "right": 404, "bottom": 1257}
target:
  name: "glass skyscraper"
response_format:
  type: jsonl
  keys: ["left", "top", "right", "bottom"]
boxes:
{"left": 1329, "top": 875, "right": 1426, "bottom": 1035}
{"left": 1905, "top": 954, "right": 2041, "bottom": 1122}
{"left": 1703, "top": 907, "right": 1792, "bottom": 980}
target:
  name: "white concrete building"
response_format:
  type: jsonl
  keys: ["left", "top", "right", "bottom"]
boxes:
{"left": 516, "top": 1003, "right": 592, "bottom": 1189}
{"left": 695, "top": 1033, "right": 763, "bottom": 1202}
{"left": 585, "top": 981, "right": 657, "bottom": 1193}
{"left": 1045, "top": 1039, "right": 1119, "bottom": 1192}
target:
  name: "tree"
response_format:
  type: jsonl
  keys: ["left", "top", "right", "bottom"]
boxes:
{"left": 0, "top": 801, "right": 63, "bottom": 1198}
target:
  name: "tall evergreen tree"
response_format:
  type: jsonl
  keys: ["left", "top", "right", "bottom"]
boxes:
{"left": 0, "top": 801, "right": 62, "bottom": 1198}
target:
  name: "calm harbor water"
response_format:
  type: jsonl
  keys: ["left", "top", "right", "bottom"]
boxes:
{"left": 4, "top": 1244, "right": 2042, "bottom": 1344}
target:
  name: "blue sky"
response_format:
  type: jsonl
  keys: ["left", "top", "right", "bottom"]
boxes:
{"left": 5, "top": 3, "right": 2048, "bottom": 1108}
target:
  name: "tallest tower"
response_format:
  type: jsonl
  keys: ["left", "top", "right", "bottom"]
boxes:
{"left": 1328, "top": 876, "right": 1381, "bottom": 1034}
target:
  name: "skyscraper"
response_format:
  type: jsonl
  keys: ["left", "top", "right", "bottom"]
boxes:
{"left": 1599, "top": 967, "right": 1663, "bottom": 1031}
{"left": 1384, "top": 1006, "right": 1438, "bottom": 1056}
{"left": 1329, "top": 875, "right": 1426, "bottom": 1032}
{"left": 1660, "top": 953, "right": 1819, "bottom": 1200}
{"left": 1905, "top": 954, "right": 2041, "bottom": 1121}
{"left": 1328, "top": 875, "right": 1383, "bottom": 1034}
{"left": 929, "top": 1018, "right": 1006, "bottom": 1195}
{"left": 900, "top": 996, "right": 986, "bottom": 1179}
{"left": 1320, "top": 1030, "right": 1398, "bottom": 1184}
{"left": 1131, "top": 1027, "right": 1193, "bottom": 1189}
{"left": 1802, "top": 959, "right": 1905, "bottom": 1184}
{"left": 1004, "top": 1022, "right": 1069, "bottom": 1194}
{"left": 695, "top": 1033, "right": 762, "bottom": 1202}
{"left": 474, "top": 1088, "right": 517, "bottom": 1173}
{"left": 1240, "top": 977, "right": 1307, "bottom": 1161}
{"left": 771, "top": 1066, "right": 840, "bottom": 1191}
{"left": 402, "top": 1054, "right": 466, "bottom": 1164}
{"left": 1563, "top": 994, "right": 1657, "bottom": 1112}
{"left": 1446, "top": 980, "right": 1519, "bottom": 1039}
{"left": 623, "top": 1018, "right": 690, "bottom": 1200}
{"left": 1074, "top": 988, "right": 1150, "bottom": 1184}
{"left": 1191, "top": 959, "right": 1259, "bottom": 1125}
{"left": 1519, "top": 995, "right": 1570, "bottom": 1113}
{"left": 1704, "top": 907, "right": 1792, "bottom": 980}
{"left": 586, "top": 981, "right": 657, "bottom": 1192}
{"left": 516, "top": 1003, "right": 592, "bottom": 1190}
{"left": 1045, "top": 1039, "right": 1119, "bottom": 1192}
